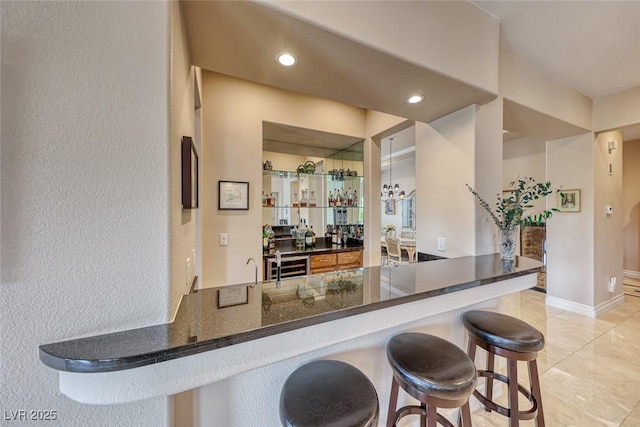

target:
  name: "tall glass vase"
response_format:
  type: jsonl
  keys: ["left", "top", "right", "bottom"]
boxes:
{"left": 498, "top": 226, "right": 518, "bottom": 260}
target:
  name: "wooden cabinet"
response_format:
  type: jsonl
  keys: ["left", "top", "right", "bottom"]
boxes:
{"left": 310, "top": 253, "right": 337, "bottom": 274}
{"left": 337, "top": 250, "right": 362, "bottom": 270}
{"left": 521, "top": 225, "right": 546, "bottom": 290}
{"left": 310, "top": 250, "right": 362, "bottom": 274}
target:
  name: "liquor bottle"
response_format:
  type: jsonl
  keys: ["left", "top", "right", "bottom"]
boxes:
{"left": 353, "top": 189, "right": 358, "bottom": 207}
{"left": 309, "top": 191, "right": 317, "bottom": 207}
{"left": 347, "top": 188, "right": 353, "bottom": 206}
{"left": 310, "top": 226, "right": 316, "bottom": 245}
{"left": 293, "top": 192, "right": 299, "bottom": 208}
{"left": 331, "top": 226, "right": 337, "bottom": 244}
{"left": 336, "top": 227, "right": 343, "bottom": 246}
{"left": 262, "top": 191, "right": 267, "bottom": 207}
{"left": 300, "top": 189, "right": 308, "bottom": 207}
{"left": 328, "top": 191, "right": 334, "bottom": 207}
{"left": 305, "top": 227, "right": 314, "bottom": 248}
{"left": 335, "top": 189, "right": 342, "bottom": 207}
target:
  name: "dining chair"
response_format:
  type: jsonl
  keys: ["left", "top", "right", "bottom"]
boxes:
{"left": 385, "top": 236, "right": 403, "bottom": 266}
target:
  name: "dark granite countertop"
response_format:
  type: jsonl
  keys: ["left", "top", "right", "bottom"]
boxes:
{"left": 263, "top": 238, "right": 363, "bottom": 257}
{"left": 39, "top": 255, "right": 542, "bottom": 374}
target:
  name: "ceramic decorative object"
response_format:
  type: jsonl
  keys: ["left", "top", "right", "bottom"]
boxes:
{"left": 304, "top": 161, "right": 316, "bottom": 174}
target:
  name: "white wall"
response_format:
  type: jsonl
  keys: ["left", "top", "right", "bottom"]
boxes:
{"left": 1, "top": 2, "right": 171, "bottom": 426}
{"left": 546, "top": 134, "right": 595, "bottom": 307}
{"left": 416, "top": 107, "right": 477, "bottom": 257}
{"left": 593, "top": 86, "right": 640, "bottom": 132}
{"left": 380, "top": 156, "right": 416, "bottom": 232}
{"left": 474, "top": 98, "right": 504, "bottom": 255}
{"left": 503, "top": 136, "right": 548, "bottom": 215}
{"left": 270, "top": 0, "right": 499, "bottom": 93}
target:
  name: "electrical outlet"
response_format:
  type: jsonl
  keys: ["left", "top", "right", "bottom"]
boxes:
{"left": 220, "top": 233, "right": 228, "bottom": 246}
{"left": 608, "top": 277, "right": 617, "bottom": 293}
{"left": 437, "top": 237, "right": 446, "bottom": 252}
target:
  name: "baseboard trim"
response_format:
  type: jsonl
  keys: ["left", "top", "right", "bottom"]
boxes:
{"left": 624, "top": 270, "right": 640, "bottom": 280}
{"left": 546, "top": 294, "right": 625, "bottom": 318}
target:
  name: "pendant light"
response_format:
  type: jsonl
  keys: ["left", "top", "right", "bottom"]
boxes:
{"left": 381, "top": 137, "right": 405, "bottom": 201}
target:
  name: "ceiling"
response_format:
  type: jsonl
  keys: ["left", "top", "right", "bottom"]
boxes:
{"left": 473, "top": 0, "right": 640, "bottom": 141}
{"left": 181, "top": 1, "right": 640, "bottom": 145}
{"left": 181, "top": 1, "right": 495, "bottom": 128}
{"left": 473, "top": 1, "right": 640, "bottom": 99}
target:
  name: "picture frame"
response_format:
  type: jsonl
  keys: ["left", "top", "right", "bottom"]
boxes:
{"left": 218, "top": 285, "right": 249, "bottom": 308}
{"left": 384, "top": 199, "right": 396, "bottom": 215}
{"left": 218, "top": 180, "right": 249, "bottom": 210}
{"left": 557, "top": 189, "right": 581, "bottom": 212}
{"left": 181, "top": 136, "right": 198, "bottom": 209}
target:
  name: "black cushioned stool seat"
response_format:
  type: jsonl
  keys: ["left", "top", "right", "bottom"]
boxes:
{"left": 280, "top": 360, "right": 379, "bottom": 427}
{"left": 386, "top": 332, "right": 477, "bottom": 427}
{"left": 462, "top": 310, "right": 546, "bottom": 427}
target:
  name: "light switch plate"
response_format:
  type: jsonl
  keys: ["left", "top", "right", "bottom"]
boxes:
{"left": 437, "top": 237, "right": 445, "bottom": 252}
{"left": 220, "top": 233, "right": 228, "bottom": 246}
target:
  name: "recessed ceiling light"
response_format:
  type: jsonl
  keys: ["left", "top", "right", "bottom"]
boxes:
{"left": 276, "top": 52, "right": 296, "bottom": 67}
{"left": 406, "top": 95, "right": 424, "bottom": 104}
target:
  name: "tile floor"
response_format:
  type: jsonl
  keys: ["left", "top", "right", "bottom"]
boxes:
{"left": 470, "top": 289, "right": 640, "bottom": 426}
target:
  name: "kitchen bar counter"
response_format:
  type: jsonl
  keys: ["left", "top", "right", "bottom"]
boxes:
{"left": 39, "top": 254, "right": 542, "bottom": 408}
{"left": 263, "top": 238, "right": 363, "bottom": 256}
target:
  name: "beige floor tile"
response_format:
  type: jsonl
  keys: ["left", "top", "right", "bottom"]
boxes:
{"left": 538, "top": 318, "right": 600, "bottom": 353}
{"left": 536, "top": 341, "right": 573, "bottom": 373}
{"left": 467, "top": 289, "right": 640, "bottom": 427}
{"left": 621, "top": 402, "right": 640, "bottom": 427}
{"left": 553, "top": 311, "right": 616, "bottom": 335}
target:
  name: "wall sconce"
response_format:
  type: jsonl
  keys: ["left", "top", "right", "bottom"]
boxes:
{"left": 608, "top": 140, "right": 617, "bottom": 154}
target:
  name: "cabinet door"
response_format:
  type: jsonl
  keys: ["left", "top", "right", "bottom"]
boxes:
{"left": 310, "top": 253, "right": 337, "bottom": 274}
{"left": 337, "top": 250, "right": 362, "bottom": 267}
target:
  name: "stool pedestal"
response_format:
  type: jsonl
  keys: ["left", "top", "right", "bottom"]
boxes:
{"left": 463, "top": 310, "right": 545, "bottom": 427}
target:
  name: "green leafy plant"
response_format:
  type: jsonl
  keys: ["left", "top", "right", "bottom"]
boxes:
{"left": 466, "top": 177, "right": 559, "bottom": 228}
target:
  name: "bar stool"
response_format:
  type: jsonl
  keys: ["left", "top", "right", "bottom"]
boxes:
{"left": 279, "top": 359, "right": 379, "bottom": 427}
{"left": 462, "top": 310, "right": 545, "bottom": 427}
{"left": 386, "top": 332, "right": 477, "bottom": 427}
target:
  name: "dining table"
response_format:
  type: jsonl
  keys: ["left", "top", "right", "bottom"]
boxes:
{"left": 381, "top": 235, "right": 417, "bottom": 262}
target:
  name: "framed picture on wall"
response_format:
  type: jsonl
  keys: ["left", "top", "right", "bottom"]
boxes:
{"left": 181, "top": 136, "right": 198, "bottom": 209}
{"left": 385, "top": 199, "right": 396, "bottom": 215}
{"left": 557, "top": 189, "right": 581, "bottom": 212}
{"left": 218, "top": 181, "right": 249, "bottom": 210}
{"left": 218, "top": 285, "right": 249, "bottom": 308}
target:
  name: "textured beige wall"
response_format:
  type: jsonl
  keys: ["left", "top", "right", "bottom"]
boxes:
{"left": 170, "top": 1, "right": 197, "bottom": 314}
{"left": 623, "top": 139, "right": 640, "bottom": 273}
{"left": 1, "top": 1, "right": 171, "bottom": 424}
{"left": 200, "top": 72, "right": 367, "bottom": 288}
{"left": 593, "top": 131, "right": 624, "bottom": 305}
